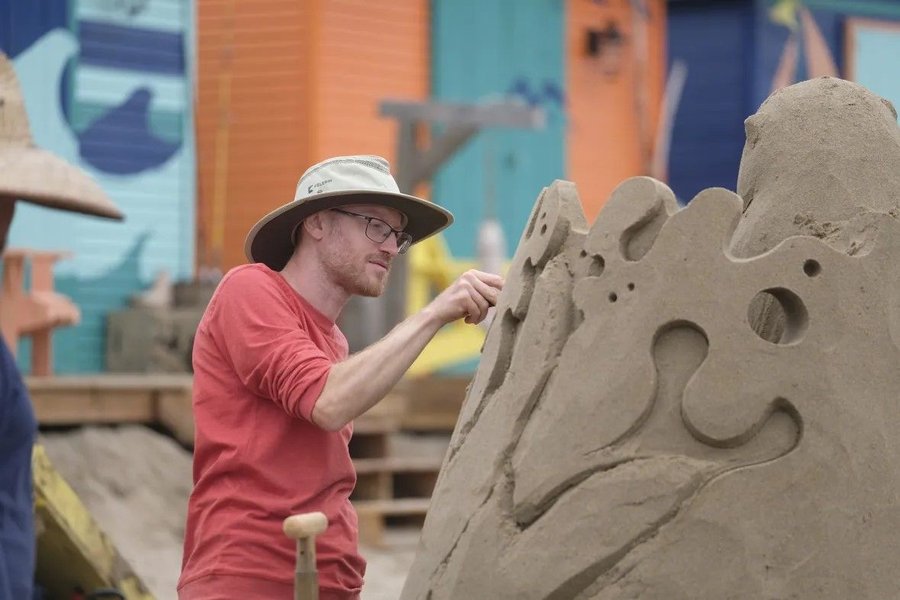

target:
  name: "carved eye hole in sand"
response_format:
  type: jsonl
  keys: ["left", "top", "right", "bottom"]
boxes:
{"left": 608, "top": 292, "right": 617, "bottom": 303}
{"left": 578, "top": 249, "right": 605, "bottom": 277}
{"left": 748, "top": 287, "right": 809, "bottom": 345}
{"left": 803, "top": 259, "right": 821, "bottom": 277}
{"left": 536, "top": 212, "right": 548, "bottom": 237}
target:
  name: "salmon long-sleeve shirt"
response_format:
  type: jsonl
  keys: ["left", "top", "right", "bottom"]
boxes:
{"left": 178, "top": 263, "right": 364, "bottom": 600}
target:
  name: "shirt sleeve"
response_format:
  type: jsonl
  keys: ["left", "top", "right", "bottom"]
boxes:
{"left": 206, "top": 268, "right": 334, "bottom": 421}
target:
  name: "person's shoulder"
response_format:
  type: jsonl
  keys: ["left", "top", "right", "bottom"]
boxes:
{"left": 210, "top": 264, "right": 286, "bottom": 308}
{"left": 200, "top": 265, "right": 284, "bottom": 328}
{"left": 220, "top": 263, "right": 280, "bottom": 290}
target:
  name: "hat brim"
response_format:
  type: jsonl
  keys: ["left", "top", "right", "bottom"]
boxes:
{"left": 244, "top": 190, "right": 454, "bottom": 270}
{"left": 0, "top": 146, "right": 123, "bottom": 220}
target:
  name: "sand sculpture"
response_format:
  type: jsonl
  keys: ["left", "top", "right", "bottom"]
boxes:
{"left": 400, "top": 77, "right": 900, "bottom": 599}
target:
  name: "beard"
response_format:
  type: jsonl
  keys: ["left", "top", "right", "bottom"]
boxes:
{"left": 321, "top": 243, "right": 391, "bottom": 297}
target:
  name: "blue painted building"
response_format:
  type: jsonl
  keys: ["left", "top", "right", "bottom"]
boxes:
{"left": 430, "top": 0, "right": 567, "bottom": 260}
{"left": 0, "top": 0, "right": 195, "bottom": 373}
{"left": 667, "top": 0, "right": 900, "bottom": 203}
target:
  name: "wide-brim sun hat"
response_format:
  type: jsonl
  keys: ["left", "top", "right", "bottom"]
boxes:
{"left": 0, "top": 52, "right": 122, "bottom": 220}
{"left": 245, "top": 155, "right": 453, "bottom": 270}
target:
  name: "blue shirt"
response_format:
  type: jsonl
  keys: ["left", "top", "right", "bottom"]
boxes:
{"left": 0, "top": 339, "right": 35, "bottom": 599}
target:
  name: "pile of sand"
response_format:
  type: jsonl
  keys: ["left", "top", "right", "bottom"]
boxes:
{"left": 41, "top": 425, "right": 193, "bottom": 600}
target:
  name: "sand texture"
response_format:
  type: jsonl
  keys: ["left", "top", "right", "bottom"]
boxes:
{"left": 401, "top": 77, "right": 900, "bottom": 599}
{"left": 41, "top": 426, "right": 193, "bottom": 600}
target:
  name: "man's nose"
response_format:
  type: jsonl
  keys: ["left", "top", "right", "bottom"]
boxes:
{"left": 378, "top": 233, "right": 401, "bottom": 256}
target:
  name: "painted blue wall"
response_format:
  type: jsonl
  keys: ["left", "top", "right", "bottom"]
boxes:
{"left": 1, "top": 0, "right": 195, "bottom": 373}
{"left": 750, "top": 0, "right": 845, "bottom": 110}
{"left": 430, "top": 0, "right": 566, "bottom": 259}
{"left": 667, "top": 0, "right": 755, "bottom": 203}
{"left": 667, "top": 0, "right": 900, "bottom": 203}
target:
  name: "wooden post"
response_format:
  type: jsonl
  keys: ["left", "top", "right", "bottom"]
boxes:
{"left": 0, "top": 249, "right": 79, "bottom": 375}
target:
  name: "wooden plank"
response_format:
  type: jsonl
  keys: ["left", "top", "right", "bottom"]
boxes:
{"left": 27, "top": 374, "right": 193, "bottom": 390}
{"left": 399, "top": 412, "right": 462, "bottom": 432}
{"left": 352, "top": 458, "right": 443, "bottom": 506}
{"left": 399, "top": 375, "right": 470, "bottom": 432}
{"left": 351, "top": 471, "right": 391, "bottom": 502}
{"left": 353, "top": 414, "right": 400, "bottom": 435}
{"left": 354, "top": 389, "right": 406, "bottom": 433}
{"left": 354, "top": 497, "right": 431, "bottom": 546}
{"left": 352, "top": 456, "right": 443, "bottom": 474}
{"left": 156, "top": 388, "right": 195, "bottom": 446}
{"left": 32, "top": 445, "right": 155, "bottom": 600}
{"left": 26, "top": 376, "right": 195, "bottom": 441}
{"left": 353, "top": 497, "right": 431, "bottom": 516}
{"left": 30, "top": 388, "right": 157, "bottom": 425}
{"left": 356, "top": 509, "right": 387, "bottom": 547}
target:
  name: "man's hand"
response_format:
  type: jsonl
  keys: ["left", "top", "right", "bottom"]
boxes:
{"left": 427, "top": 270, "right": 505, "bottom": 325}
{"left": 313, "top": 270, "right": 504, "bottom": 431}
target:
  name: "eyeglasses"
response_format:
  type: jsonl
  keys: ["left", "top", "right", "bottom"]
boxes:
{"left": 330, "top": 209, "right": 413, "bottom": 254}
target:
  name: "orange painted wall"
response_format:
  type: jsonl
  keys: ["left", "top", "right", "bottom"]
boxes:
{"left": 196, "top": 0, "right": 429, "bottom": 271}
{"left": 196, "top": 0, "right": 310, "bottom": 271}
{"left": 567, "top": 0, "right": 667, "bottom": 220}
{"left": 314, "top": 1, "right": 430, "bottom": 161}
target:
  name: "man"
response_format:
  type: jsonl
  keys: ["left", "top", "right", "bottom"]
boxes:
{"left": 0, "top": 52, "right": 123, "bottom": 599}
{"left": 179, "top": 155, "right": 504, "bottom": 600}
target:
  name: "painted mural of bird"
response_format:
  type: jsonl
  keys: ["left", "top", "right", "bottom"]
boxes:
{"left": 77, "top": 88, "right": 181, "bottom": 175}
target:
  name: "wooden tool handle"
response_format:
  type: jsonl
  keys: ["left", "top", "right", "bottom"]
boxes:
{"left": 283, "top": 512, "right": 328, "bottom": 540}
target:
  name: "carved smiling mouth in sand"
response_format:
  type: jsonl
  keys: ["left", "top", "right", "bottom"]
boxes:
{"left": 402, "top": 78, "right": 900, "bottom": 600}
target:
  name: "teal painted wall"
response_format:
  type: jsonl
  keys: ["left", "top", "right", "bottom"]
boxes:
{"left": 430, "top": 0, "right": 566, "bottom": 259}
{"left": 4, "top": 0, "right": 196, "bottom": 373}
{"left": 851, "top": 24, "right": 900, "bottom": 114}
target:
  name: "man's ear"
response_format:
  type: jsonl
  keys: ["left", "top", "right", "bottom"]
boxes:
{"left": 302, "top": 211, "right": 328, "bottom": 241}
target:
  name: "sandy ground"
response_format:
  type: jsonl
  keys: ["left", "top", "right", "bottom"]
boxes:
{"left": 359, "top": 529, "right": 420, "bottom": 600}
{"left": 40, "top": 425, "right": 420, "bottom": 599}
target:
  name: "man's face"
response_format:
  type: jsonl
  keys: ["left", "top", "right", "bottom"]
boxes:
{"left": 0, "top": 201, "right": 15, "bottom": 253}
{"left": 320, "top": 204, "right": 406, "bottom": 297}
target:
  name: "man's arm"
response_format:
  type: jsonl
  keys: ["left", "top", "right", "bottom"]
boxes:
{"left": 311, "top": 269, "right": 503, "bottom": 431}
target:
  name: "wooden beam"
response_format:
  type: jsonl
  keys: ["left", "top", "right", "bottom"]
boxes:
{"left": 399, "top": 375, "right": 471, "bottom": 432}
{"left": 380, "top": 100, "right": 544, "bottom": 129}
{"left": 32, "top": 444, "right": 154, "bottom": 599}
{"left": 26, "top": 376, "right": 194, "bottom": 445}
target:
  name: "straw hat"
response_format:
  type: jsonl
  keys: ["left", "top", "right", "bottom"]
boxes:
{"left": 0, "top": 52, "right": 122, "bottom": 219}
{"left": 245, "top": 155, "right": 453, "bottom": 270}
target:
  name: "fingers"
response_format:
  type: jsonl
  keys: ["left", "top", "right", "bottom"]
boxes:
{"left": 427, "top": 270, "right": 507, "bottom": 326}
{"left": 458, "top": 270, "right": 503, "bottom": 324}
{"left": 470, "top": 275, "right": 502, "bottom": 308}
{"left": 470, "top": 270, "right": 505, "bottom": 291}
{"left": 464, "top": 285, "right": 491, "bottom": 324}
